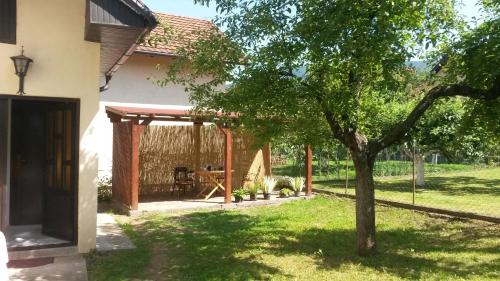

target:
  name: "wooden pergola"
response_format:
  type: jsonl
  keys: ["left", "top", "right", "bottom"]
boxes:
{"left": 105, "top": 106, "right": 313, "bottom": 212}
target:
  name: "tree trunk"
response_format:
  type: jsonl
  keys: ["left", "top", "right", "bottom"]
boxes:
{"left": 350, "top": 150, "right": 377, "bottom": 256}
{"left": 415, "top": 154, "right": 425, "bottom": 186}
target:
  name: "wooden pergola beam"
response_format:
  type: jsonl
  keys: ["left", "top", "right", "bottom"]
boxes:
{"left": 218, "top": 126, "right": 233, "bottom": 204}
{"left": 129, "top": 119, "right": 153, "bottom": 210}
{"left": 193, "top": 121, "right": 202, "bottom": 189}
{"left": 105, "top": 106, "right": 238, "bottom": 124}
{"left": 263, "top": 143, "right": 272, "bottom": 176}
{"left": 130, "top": 121, "right": 140, "bottom": 210}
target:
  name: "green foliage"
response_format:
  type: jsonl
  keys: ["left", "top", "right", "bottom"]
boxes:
{"left": 97, "top": 175, "right": 112, "bottom": 202}
{"left": 262, "top": 176, "right": 277, "bottom": 194}
{"left": 275, "top": 176, "right": 293, "bottom": 190}
{"left": 279, "top": 188, "right": 292, "bottom": 197}
{"left": 233, "top": 188, "right": 248, "bottom": 199}
{"left": 442, "top": 1, "right": 499, "bottom": 89}
{"left": 409, "top": 97, "right": 500, "bottom": 161}
{"left": 153, "top": 0, "right": 496, "bottom": 148}
{"left": 244, "top": 181, "right": 260, "bottom": 196}
{"left": 289, "top": 177, "right": 305, "bottom": 192}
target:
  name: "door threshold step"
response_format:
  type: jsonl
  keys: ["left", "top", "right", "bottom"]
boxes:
{"left": 8, "top": 246, "right": 78, "bottom": 261}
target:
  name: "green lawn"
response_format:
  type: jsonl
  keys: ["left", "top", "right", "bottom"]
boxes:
{"left": 273, "top": 160, "right": 477, "bottom": 179}
{"left": 315, "top": 167, "right": 500, "bottom": 217}
{"left": 87, "top": 197, "right": 500, "bottom": 280}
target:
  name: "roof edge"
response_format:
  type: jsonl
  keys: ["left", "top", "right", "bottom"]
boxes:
{"left": 103, "top": 0, "right": 158, "bottom": 78}
{"left": 121, "top": 0, "right": 158, "bottom": 27}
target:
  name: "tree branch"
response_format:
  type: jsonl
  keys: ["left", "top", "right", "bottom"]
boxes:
{"left": 371, "top": 78, "right": 500, "bottom": 153}
{"left": 324, "top": 110, "right": 350, "bottom": 146}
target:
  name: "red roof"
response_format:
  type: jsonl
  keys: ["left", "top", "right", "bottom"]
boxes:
{"left": 136, "top": 13, "right": 216, "bottom": 56}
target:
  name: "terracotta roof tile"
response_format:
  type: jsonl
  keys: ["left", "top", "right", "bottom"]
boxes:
{"left": 136, "top": 13, "right": 216, "bottom": 56}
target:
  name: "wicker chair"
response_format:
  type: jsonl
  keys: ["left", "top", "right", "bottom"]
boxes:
{"left": 172, "top": 167, "right": 194, "bottom": 197}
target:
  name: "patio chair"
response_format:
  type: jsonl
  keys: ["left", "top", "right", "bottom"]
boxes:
{"left": 172, "top": 167, "right": 194, "bottom": 197}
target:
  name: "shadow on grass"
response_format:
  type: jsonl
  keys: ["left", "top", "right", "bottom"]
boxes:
{"left": 87, "top": 205, "right": 500, "bottom": 281}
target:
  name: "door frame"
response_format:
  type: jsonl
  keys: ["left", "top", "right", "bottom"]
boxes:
{"left": 0, "top": 94, "right": 80, "bottom": 247}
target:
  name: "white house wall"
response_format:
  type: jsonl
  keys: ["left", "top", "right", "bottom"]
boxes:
{"left": 97, "top": 53, "right": 213, "bottom": 177}
{"left": 0, "top": 0, "right": 101, "bottom": 253}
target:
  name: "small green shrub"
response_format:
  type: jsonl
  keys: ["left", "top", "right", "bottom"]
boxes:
{"left": 233, "top": 188, "right": 247, "bottom": 202}
{"left": 275, "top": 176, "right": 293, "bottom": 190}
{"left": 279, "top": 188, "right": 291, "bottom": 198}
{"left": 97, "top": 175, "right": 112, "bottom": 202}
{"left": 244, "top": 181, "right": 260, "bottom": 196}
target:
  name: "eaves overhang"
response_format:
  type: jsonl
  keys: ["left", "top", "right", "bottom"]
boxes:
{"left": 85, "top": 0, "right": 158, "bottom": 77}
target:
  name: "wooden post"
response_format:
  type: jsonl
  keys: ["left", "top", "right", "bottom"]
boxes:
{"left": 130, "top": 121, "right": 140, "bottom": 210}
{"left": 262, "top": 143, "right": 272, "bottom": 176}
{"left": 305, "top": 144, "right": 313, "bottom": 196}
{"left": 193, "top": 122, "right": 202, "bottom": 189}
{"left": 412, "top": 143, "right": 416, "bottom": 205}
{"left": 345, "top": 152, "right": 349, "bottom": 194}
{"left": 219, "top": 127, "right": 232, "bottom": 204}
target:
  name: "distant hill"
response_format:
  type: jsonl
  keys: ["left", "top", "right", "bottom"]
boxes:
{"left": 407, "top": 61, "right": 430, "bottom": 73}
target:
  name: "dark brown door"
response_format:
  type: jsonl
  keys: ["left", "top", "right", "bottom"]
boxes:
{"left": 10, "top": 101, "right": 45, "bottom": 225}
{"left": 42, "top": 102, "right": 77, "bottom": 241}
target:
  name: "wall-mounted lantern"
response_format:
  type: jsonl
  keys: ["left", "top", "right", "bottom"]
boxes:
{"left": 10, "top": 46, "right": 33, "bottom": 95}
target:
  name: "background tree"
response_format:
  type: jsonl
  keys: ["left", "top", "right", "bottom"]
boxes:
{"left": 153, "top": 0, "right": 500, "bottom": 256}
{"left": 406, "top": 96, "right": 500, "bottom": 185}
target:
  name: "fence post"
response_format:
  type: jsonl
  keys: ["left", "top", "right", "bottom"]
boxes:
{"left": 345, "top": 151, "right": 349, "bottom": 194}
{"left": 412, "top": 143, "right": 416, "bottom": 205}
{"left": 305, "top": 144, "right": 313, "bottom": 196}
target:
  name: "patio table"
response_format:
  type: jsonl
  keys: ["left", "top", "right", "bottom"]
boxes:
{"left": 195, "top": 170, "right": 231, "bottom": 200}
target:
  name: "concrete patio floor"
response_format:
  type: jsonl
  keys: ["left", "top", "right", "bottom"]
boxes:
{"left": 130, "top": 193, "right": 313, "bottom": 216}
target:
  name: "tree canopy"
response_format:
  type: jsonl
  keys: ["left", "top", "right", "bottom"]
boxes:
{"left": 151, "top": 0, "right": 500, "bottom": 255}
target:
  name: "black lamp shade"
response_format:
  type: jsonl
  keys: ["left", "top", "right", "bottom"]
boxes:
{"left": 11, "top": 54, "right": 33, "bottom": 76}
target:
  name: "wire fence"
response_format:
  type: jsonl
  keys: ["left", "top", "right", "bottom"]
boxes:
{"left": 273, "top": 145, "right": 500, "bottom": 218}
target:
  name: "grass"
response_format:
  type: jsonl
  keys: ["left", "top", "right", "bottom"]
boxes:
{"left": 315, "top": 167, "right": 500, "bottom": 217}
{"left": 87, "top": 196, "right": 500, "bottom": 281}
{"left": 273, "top": 160, "right": 479, "bottom": 180}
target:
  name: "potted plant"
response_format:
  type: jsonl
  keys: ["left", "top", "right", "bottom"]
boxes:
{"left": 233, "top": 188, "right": 247, "bottom": 203}
{"left": 275, "top": 176, "right": 293, "bottom": 190}
{"left": 290, "top": 177, "right": 305, "bottom": 197}
{"left": 262, "top": 176, "right": 277, "bottom": 200}
{"left": 245, "top": 181, "right": 260, "bottom": 201}
{"left": 279, "top": 188, "right": 291, "bottom": 198}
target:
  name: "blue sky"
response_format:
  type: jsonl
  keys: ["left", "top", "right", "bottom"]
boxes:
{"left": 143, "top": 0, "right": 217, "bottom": 20}
{"left": 143, "top": 0, "right": 483, "bottom": 22}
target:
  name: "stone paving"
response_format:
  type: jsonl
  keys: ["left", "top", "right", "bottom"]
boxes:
{"left": 96, "top": 213, "right": 135, "bottom": 252}
{"left": 8, "top": 255, "right": 87, "bottom": 281}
